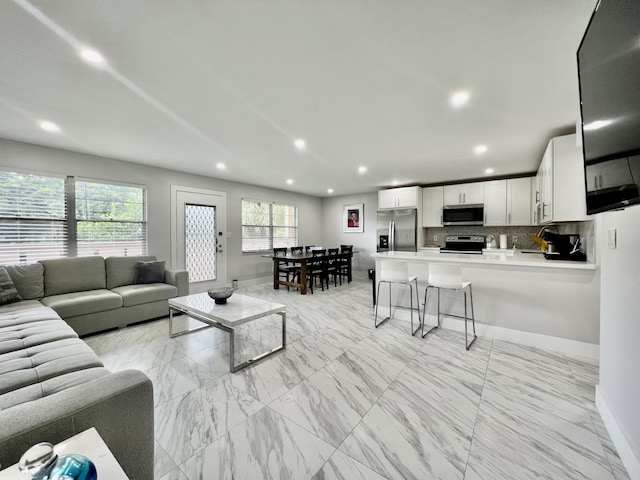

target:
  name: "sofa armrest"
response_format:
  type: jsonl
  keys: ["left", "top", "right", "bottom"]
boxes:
{"left": 0, "top": 369, "right": 153, "bottom": 480}
{"left": 165, "top": 268, "right": 189, "bottom": 296}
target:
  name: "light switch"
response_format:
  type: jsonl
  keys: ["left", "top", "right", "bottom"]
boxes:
{"left": 608, "top": 229, "right": 616, "bottom": 249}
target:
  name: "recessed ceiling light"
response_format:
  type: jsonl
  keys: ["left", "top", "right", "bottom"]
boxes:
{"left": 358, "top": 166, "right": 367, "bottom": 174}
{"left": 79, "top": 48, "right": 105, "bottom": 65}
{"left": 286, "top": 178, "right": 293, "bottom": 185}
{"left": 485, "top": 168, "right": 495, "bottom": 174}
{"left": 450, "top": 90, "right": 470, "bottom": 108}
{"left": 216, "top": 162, "right": 226, "bottom": 170}
{"left": 294, "top": 139, "right": 306, "bottom": 150}
{"left": 392, "top": 180, "right": 399, "bottom": 186}
{"left": 474, "top": 145, "right": 488, "bottom": 155}
{"left": 39, "top": 120, "right": 60, "bottom": 133}
{"left": 327, "top": 188, "right": 334, "bottom": 194}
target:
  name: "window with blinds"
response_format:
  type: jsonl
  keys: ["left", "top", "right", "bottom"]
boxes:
{"left": 0, "top": 171, "right": 147, "bottom": 264}
{"left": 75, "top": 180, "right": 147, "bottom": 258}
{"left": 241, "top": 199, "right": 298, "bottom": 252}
{"left": 0, "top": 171, "right": 67, "bottom": 264}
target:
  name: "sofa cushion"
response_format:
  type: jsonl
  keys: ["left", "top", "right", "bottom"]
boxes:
{"left": 4, "top": 263, "right": 44, "bottom": 300}
{"left": 0, "top": 367, "right": 110, "bottom": 411}
{"left": 135, "top": 261, "right": 166, "bottom": 284}
{"left": 105, "top": 255, "right": 157, "bottom": 289}
{"left": 0, "top": 302, "right": 61, "bottom": 328}
{"left": 0, "top": 267, "right": 21, "bottom": 306}
{"left": 40, "top": 290, "right": 123, "bottom": 319}
{"left": 0, "top": 341, "right": 103, "bottom": 395}
{"left": 111, "top": 283, "right": 178, "bottom": 307}
{"left": 39, "top": 256, "right": 106, "bottom": 296}
{"left": 1, "top": 323, "right": 78, "bottom": 355}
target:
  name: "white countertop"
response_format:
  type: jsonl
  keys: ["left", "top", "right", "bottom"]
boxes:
{"left": 373, "top": 249, "right": 596, "bottom": 270}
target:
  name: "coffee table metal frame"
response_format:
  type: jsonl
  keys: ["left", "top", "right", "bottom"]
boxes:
{"left": 168, "top": 293, "right": 286, "bottom": 373}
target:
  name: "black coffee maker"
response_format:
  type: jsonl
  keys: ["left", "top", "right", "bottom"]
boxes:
{"left": 542, "top": 232, "right": 586, "bottom": 261}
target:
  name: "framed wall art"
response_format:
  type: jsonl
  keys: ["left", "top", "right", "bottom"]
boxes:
{"left": 343, "top": 203, "right": 363, "bottom": 233}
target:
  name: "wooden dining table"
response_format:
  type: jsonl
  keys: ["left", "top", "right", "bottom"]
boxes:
{"left": 263, "top": 250, "right": 356, "bottom": 295}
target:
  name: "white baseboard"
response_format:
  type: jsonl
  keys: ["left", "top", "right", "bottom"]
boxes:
{"left": 375, "top": 306, "right": 599, "bottom": 359}
{"left": 596, "top": 386, "right": 640, "bottom": 480}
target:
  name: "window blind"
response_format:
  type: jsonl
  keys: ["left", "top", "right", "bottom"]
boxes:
{"left": 241, "top": 199, "right": 298, "bottom": 252}
{"left": 75, "top": 180, "right": 147, "bottom": 257}
{"left": 0, "top": 172, "right": 67, "bottom": 263}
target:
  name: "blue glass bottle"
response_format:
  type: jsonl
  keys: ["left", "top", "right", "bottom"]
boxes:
{"left": 19, "top": 442, "right": 97, "bottom": 480}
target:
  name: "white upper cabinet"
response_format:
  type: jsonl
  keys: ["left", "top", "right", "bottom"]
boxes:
{"left": 506, "top": 177, "right": 532, "bottom": 225}
{"left": 378, "top": 186, "right": 420, "bottom": 209}
{"left": 483, "top": 180, "right": 507, "bottom": 226}
{"left": 536, "top": 134, "right": 587, "bottom": 224}
{"left": 422, "top": 186, "right": 444, "bottom": 227}
{"left": 443, "top": 182, "right": 484, "bottom": 205}
{"left": 531, "top": 176, "right": 540, "bottom": 225}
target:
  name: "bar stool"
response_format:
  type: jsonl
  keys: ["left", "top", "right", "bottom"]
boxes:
{"left": 374, "top": 260, "right": 421, "bottom": 335}
{"left": 421, "top": 263, "right": 477, "bottom": 350}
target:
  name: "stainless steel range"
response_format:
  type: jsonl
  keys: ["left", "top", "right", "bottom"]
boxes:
{"left": 440, "top": 235, "right": 485, "bottom": 254}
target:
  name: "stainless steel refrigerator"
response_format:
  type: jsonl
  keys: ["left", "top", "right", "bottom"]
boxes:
{"left": 376, "top": 209, "right": 417, "bottom": 252}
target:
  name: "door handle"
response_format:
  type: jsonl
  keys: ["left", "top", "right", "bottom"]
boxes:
{"left": 508, "top": 213, "right": 511, "bottom": 224}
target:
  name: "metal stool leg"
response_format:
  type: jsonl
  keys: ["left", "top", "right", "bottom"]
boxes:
{"left": 421, "top": 285, "right": 439, "bottom": 338}
{"left": 374, "top": 281, "right": 391, "bottom": 328}
{"left": 465, "top": 285, "right": 477, "bottom": 350}
{"left": 411, "top": 278, "right": 421, "bottom": 336}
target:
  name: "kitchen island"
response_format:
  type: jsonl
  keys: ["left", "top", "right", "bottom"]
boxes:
{"left": 372, "top": 249, "right": 599, "bottom": 357}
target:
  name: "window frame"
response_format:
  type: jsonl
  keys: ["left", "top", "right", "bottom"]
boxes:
{"left": 0, "top": 169, "right": 148, "bottom": 264}
{"left": 241, "top": 199, "right": 298, "bottom": 253}
{"left": 73, "top": 177, "right": 148, "bottom": 258}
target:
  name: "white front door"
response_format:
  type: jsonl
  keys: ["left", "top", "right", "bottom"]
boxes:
{"left": 171, "top": 186, "right": 227, "bottom": 293}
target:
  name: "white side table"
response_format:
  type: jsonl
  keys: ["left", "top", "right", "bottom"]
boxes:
{"left": 0, "top": 428, "right": 129, "bottom": 479}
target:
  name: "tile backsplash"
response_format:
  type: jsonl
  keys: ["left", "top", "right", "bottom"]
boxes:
{"left": 423, "top": 220, "right": 595, "bottom": 252}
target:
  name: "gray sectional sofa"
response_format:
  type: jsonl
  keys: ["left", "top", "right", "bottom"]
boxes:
{"left": 0, "top": 255, "right": 189, "bottom": 478}
{"left": 27, "top": 255, "right": 189, "bottom": 336}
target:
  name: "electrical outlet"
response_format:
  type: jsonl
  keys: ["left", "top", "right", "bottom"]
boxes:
{"left": 512, "top": 235, "right": 518, "bottom": 246}
{"left": 433, "top": 234, "right": 438, "bottom": 242}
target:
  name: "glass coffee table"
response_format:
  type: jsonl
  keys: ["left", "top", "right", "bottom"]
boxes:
{"left": 169, "top": 293, "right": 286, "bottom": 373}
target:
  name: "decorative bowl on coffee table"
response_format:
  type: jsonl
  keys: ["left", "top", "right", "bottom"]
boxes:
{"left": 207, "top": 287, "right": 234, "bottom": 304}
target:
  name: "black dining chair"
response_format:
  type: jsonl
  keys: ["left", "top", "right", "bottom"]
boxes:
{"left": 338, "top": 245, "right": 353, "bottom": 284}
{"left": 325, "top": 248, "right": 341, "bottom": 287}
{"left": 273, "top": 247, "right": 296, "bottom": 290}
{"left": 305, "top": 245, "right": 316, "bottom": 253}
{"left": 286, "top": 246, "right": 304, "bottom": 284}
{"left": 306, "top": 249, "right": 326, "bottom": 293}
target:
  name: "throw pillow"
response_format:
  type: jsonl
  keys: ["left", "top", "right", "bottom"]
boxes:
{"left": 0, "top": 266, "right": 23, "bottom": 305}
{"left": 135, "top": 260, "right": 166, "bottom": 284}
{"left": 5, "top": 263, "right": 45, "bottom": 299}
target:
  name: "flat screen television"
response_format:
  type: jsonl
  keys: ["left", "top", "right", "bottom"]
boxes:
{"left": 577, "top": 0, "right": 640, "bottom": 214}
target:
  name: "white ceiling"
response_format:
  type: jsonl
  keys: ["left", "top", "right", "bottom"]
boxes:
{"left": 0, "top": 0, "right": 596, "bottom": 197}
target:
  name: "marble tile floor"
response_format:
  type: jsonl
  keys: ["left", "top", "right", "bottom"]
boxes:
{"left": 83, "top": 272, "right": 630, "bottom": 480}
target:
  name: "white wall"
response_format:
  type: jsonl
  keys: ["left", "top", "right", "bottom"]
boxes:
{"left": 320, "top": 192, "right": 378, "bottom": 271}
{"left": 598, "top": 206, "right": 640, "bottom": 476}
{"left": 0, "top": 138, "right": 323, "bottom": 281}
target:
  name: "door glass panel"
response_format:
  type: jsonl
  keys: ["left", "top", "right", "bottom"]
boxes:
{"left": 185, "top": 204, "right": 216, "bottom": 282}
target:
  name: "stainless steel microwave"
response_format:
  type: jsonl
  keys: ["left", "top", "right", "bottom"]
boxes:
{"left": 442, "top": 204, "right": 484, "bottom": 226}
